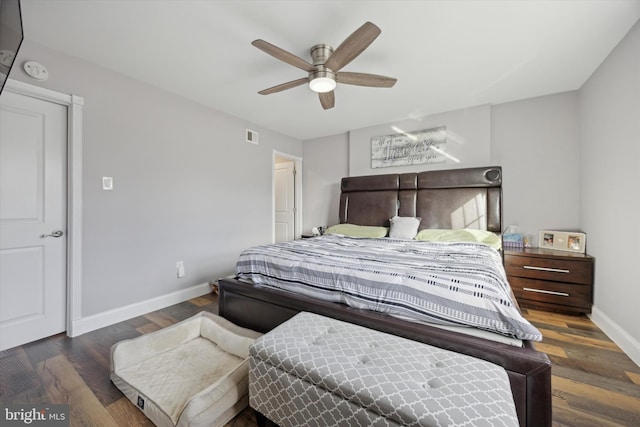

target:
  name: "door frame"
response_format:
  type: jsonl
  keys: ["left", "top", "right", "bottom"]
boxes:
{"left": 4, "top": 79, "right": 84, "bottom": 338}
{"left": 272, "top": 150, "right": 302, "bottom": 242}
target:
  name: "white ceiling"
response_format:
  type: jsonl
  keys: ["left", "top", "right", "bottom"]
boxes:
{"left": 19, "top": 0, "right": 640, "bottom": 140}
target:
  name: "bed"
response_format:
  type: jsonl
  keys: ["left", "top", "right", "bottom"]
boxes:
{"left": 218, "top": 166, "right": 551, "bottom": 427}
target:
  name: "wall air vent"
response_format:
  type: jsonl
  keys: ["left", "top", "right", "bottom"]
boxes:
{"left": 246, "top": 129, "right": 259, "bottom": 145}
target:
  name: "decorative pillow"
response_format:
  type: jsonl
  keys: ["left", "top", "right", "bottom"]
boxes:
{"left": 388, "top": 216, "right": 421, "bottom": 239}
{"left": 324, "top": 223, "right": 389, "bottom": 238}
{"left": 415, "top": 228, "right": 502, "bottom": 250}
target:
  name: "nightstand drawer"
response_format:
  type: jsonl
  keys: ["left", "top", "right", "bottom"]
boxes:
{"left": 504, "top": 255, "right": 592, "bottom": 285}
{"left": 509, "top": 277, "right": 592, "bottom": 309}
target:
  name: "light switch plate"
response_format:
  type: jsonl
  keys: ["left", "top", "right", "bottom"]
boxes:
{"left": 102, "top": 176, "right": 113, "bottom": 190}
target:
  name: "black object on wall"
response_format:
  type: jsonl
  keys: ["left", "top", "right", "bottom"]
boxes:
{"left": 0, "top": 0, "right": 23, "bottom": 95}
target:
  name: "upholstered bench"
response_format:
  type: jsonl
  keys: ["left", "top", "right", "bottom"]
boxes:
{"left": 111, "top": 311, "right": 261, "bottom": 427}
{"left": 249, "top": 312, "right": 518, "bottom": 427}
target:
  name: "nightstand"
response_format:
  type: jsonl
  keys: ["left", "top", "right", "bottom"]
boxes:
{"left": 504, "top": 247, "right": 594, "bottom": 314}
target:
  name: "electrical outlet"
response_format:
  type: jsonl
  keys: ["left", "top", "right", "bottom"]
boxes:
{"left": 176, "top": 261, "right": 185, "bottom": 278}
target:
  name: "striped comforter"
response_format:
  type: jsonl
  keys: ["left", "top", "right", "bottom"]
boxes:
{"left": 236, "top": 235, "right": 542, "bottom": 341}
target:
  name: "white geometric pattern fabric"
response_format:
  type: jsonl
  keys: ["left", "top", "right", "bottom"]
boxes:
{"left": 249, "top": 312, "right": 518, "bottom": 427}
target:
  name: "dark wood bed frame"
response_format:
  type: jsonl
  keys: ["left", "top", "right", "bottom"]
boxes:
{"left": 219, "top": 166, "right": 551, "bottom": 427}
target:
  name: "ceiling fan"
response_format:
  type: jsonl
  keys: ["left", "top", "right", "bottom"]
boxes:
{"left": 252, "top": 22, "right": 397, "bottom": 110}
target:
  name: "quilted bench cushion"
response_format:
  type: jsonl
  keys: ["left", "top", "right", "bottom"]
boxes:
{"left": 250, "top": 312, "right": 518, "bottom": 427}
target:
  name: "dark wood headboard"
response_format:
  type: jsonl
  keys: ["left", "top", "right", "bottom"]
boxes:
{"left": 339, "top": 166, "right": 502, "bottom": 233}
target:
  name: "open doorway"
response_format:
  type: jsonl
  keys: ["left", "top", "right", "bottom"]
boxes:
{"left": 273, "top": 151, "right": 302, "bottom": 242}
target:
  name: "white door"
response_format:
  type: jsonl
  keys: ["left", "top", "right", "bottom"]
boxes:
{"left": 0, "top": 90, "right": 68, "bottom": 351}
{"left": 274, "top": 161, "right": 295, "bottom": 242}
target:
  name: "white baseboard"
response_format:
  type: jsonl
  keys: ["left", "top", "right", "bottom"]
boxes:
{"left": 589, "top": 306, "right": 640, "bottom": 367}
{"left": 69, "top": 282, "right": 211, "bottom": 337}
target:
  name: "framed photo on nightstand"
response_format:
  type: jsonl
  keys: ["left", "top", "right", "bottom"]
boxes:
{"left": 539, "top": 230, "right": 586, "bottom": 253}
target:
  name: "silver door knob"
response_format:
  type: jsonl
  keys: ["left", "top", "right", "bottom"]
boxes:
{"left": 41, "top": 230, "right": 64, "bottom": 238}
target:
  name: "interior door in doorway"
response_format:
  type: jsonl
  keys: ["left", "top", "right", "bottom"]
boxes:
{"left": 0, "top": 90, "right": 68, "bottom": 351}
{"left": 274, "top": 161, "right": 295, "bottom": 242}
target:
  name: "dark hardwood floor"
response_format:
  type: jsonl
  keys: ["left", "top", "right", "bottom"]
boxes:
{"left": 1, "top": 293, "right": 639, "bottom": 426}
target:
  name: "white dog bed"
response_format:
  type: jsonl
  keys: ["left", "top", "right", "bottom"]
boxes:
{"left": 111, "top": 311, "right": 261, "bottom": 427}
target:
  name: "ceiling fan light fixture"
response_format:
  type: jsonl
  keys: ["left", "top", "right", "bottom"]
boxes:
{"left": 253, "top": 23, "right": 395, "bottom": 109}
{"left": 309, "top": 68, "right": 336, "bottom": 93}
{"left": 309, "top": 76, "right": 336, "bottom": 93}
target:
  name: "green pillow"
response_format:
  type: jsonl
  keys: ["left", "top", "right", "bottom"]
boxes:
{"left": 415, "top": 228, "right": 501, "bottom": 250}
{"left": 325, "top": 223, "right": 389, "bottom": 238}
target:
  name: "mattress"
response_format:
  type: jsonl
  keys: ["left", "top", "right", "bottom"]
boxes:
{"left": 237, "top": 234, "right": 541, "bottom": 341}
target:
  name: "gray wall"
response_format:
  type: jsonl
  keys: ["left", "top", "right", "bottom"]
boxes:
{"left": 9, "top": 40, "right": 302, "bottom": 317}
{"left": 579, "top": 20, "right": 640, "bottom": 357}
{"left": 302, "top": 133, "right": 349, "bottom": 233}
{"left": 302, "top": 94, "right": 581, "bottom": 245}
{"left": 492, "top": 91, "right": 581, "bottom": 242}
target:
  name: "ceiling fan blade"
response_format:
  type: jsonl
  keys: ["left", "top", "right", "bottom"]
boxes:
{"left": 252, "top": 39, "right": 314, "bottom": 72}
{"left": 337, "top": 72, "right": 397, "bottom": 88}
{"left": 324, "top": 22, "right": 381, "bottom": 72}
{"left": 258, "top": 78, "right": 308, "bottom": 95}
{"left": 319, "top": 91, "right": 335, "bottom": 110}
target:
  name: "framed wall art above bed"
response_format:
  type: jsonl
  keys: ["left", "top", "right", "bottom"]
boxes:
{"left": 371, "top": 125, "right": 447, "bottom": 168}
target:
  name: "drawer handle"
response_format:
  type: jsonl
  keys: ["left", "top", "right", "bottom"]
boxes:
{"left": 523, "top": 265, "right": 570, "bottom": 274}
{"left": 523, "top": 287, "right": 569, "bottom": 297}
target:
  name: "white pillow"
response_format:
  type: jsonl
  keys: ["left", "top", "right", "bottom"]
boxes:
{"left": 389, "top": 216, "right": 421, "bottom": 239}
